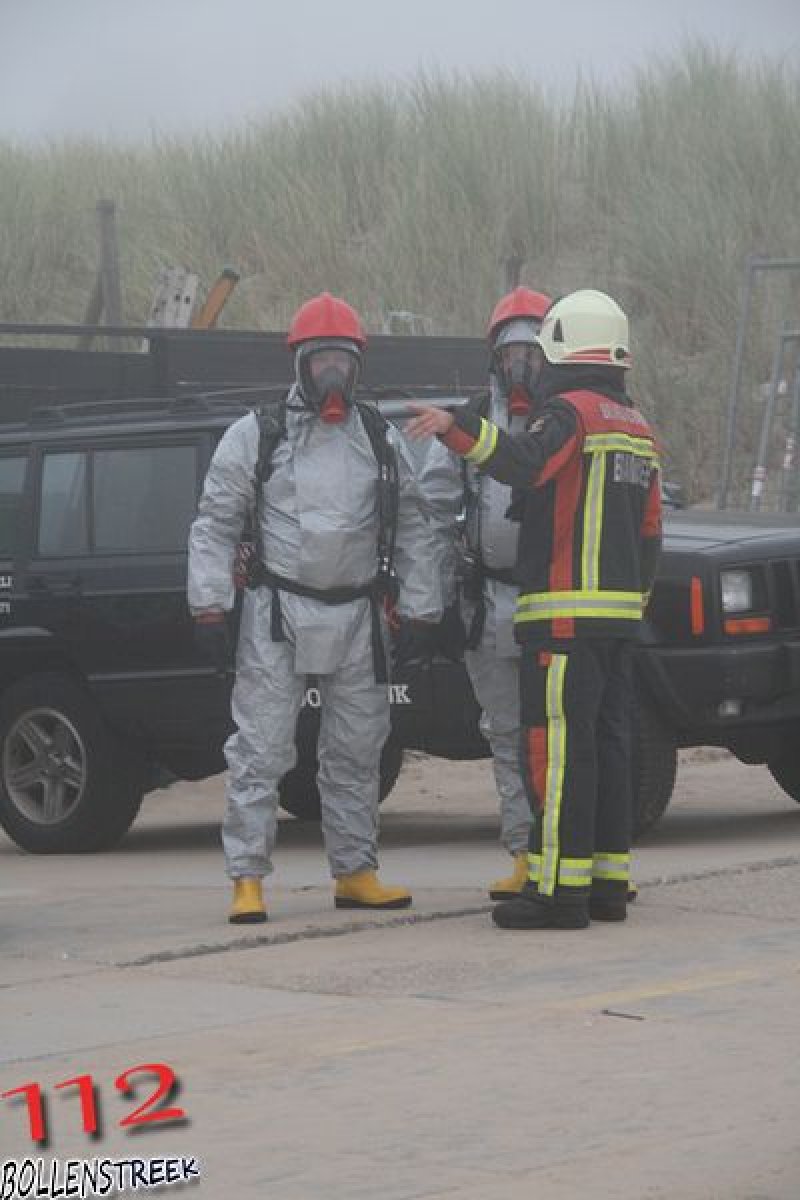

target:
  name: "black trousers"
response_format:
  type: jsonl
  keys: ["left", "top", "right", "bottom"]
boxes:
{"left": 519, "top": 639, "right": 633, "bottom": 900}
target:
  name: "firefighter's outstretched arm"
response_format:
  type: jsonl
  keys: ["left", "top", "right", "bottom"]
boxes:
{"left": 188, "top": 412, "right": 259, "bottom": 614}
{"left": 406, "top": 402, "right": 579, "bottom": 490}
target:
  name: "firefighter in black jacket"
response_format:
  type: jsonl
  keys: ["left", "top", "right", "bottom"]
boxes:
{"left": 407, "top": 290, "right": 662, "bottom": 929}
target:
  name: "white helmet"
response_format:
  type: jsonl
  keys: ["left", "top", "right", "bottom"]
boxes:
{"left": 535, "top": 289, "right": 631, "bottom": 370}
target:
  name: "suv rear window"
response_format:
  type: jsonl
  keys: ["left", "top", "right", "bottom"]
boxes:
{"left": 38, "top": 444, "right": 197, "bottom": 557}
{"left": 0, "top": 455, "right": 27, "bottom": 558}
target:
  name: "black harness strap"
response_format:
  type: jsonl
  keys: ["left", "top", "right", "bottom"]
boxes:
{"left": 247, "top": 397, "right": 288, "bottom": 592}
{"left": 356, "top": 401, "right": 400, "bottom": 603}
{"left": 465, "top": 563, "right": 516, "bottom": 650}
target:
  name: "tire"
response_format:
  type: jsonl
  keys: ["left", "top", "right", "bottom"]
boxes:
{"left": 279, "top": 734, "right": 405, "bottom": 821}
{"left": 631, "top": 690, "right": 677, "bottom": 839}
{"left": 767, "top": 750, "right": 800, "bottom": 803}
{"left": 0, "top": 674, "right": 144, "bottom": 853}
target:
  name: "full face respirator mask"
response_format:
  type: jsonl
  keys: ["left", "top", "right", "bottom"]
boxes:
{"left": 296, "top": 340, "right": 361, "bottom": 424}
{"left": 492, "top": 318, "right": 541, "bottom": 417}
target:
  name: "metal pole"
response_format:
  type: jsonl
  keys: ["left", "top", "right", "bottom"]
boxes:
{"left": 76, "top": 273, "right": 104, "bottom": 351}
{"left": 502, "top": 252, "right": 523, "bottom": 293}
{"left": 97, "top": 199, "right": 123, "bottom": 351}
{"left": 718, "top": 256, "right": 755, "bottom": 509}
{"left": 749, "top": 325, "right": 787, "bottom": 511}
{"left": 782, "top": 357, "right": 800, "bottom": 514}
{"left": 717, "top": 256, "right": 800, "bottom": 510}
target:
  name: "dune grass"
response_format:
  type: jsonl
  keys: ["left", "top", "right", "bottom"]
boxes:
{"left": 1, "top": 44, "right": 799, "bottom": 501}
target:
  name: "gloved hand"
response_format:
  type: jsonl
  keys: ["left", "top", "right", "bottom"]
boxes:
{"left": 392, "top": 618, "right": 437, "bottom": 673}
{"left": 193, "top": 611, "right": 233, "bottom": 672}
{"left": 436, "top": 602, "right": 467, "bottom": 661}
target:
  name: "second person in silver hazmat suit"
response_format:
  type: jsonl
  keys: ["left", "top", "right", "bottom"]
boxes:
{"left": 188, "top": 293, "right": 444, "bottom": 923}
{"left": 413, "top": 287, "right": 552, "bottom": 899}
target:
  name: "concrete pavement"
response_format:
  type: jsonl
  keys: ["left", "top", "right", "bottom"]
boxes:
{"left": 1, "top": 752, "right": 800, "bottom": 1198}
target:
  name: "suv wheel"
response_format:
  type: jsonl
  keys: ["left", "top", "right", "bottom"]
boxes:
{"left": 279, "top": 734, "right": 404, "bottom": 821}
{"left": 0, "top": 674, "right": 143, "bottom": 853}
{"left": 632, "top": 690, "right": 677, "bottom": 838}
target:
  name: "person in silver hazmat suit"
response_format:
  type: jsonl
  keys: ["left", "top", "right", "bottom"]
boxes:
{"left": 188, "top": 293, "right": 444, "bottom": 923}
{"left": 412, "top": 287, "right": 552, "bottom": 900}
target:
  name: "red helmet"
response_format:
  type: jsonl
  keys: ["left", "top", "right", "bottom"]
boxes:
{"left": 487, "top": 287, "right": 552, "bottom": 344}
{"left": 287, "top": 292, "right": 367, "bottom": 350}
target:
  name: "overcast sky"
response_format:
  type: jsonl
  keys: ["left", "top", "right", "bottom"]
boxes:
{"left": 0, "top": 0, "right": 798, "bottom": 142}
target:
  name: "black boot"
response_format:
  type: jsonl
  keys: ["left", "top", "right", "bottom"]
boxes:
{"left": 492, "top": 883, "right": 590, "bottom": 930}
{"left": 590, "top": 878, "right": 628, "bottom": 922}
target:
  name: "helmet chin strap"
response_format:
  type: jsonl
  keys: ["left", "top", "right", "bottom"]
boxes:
{"left": 320, "top": 391, "right": 347, "bottom": 424}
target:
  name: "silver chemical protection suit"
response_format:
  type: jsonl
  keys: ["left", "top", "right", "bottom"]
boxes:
{"left": 188, "top": 390, "right": 443, "bottom": 879}
{"left": 415, "top": 379, "right": 531, "bottom": 855}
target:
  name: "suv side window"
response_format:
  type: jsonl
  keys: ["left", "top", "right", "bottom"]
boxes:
{"left": 93, "top": 445, "right": 197, "bottom": 554}
{"left": 39, "top": 451, "right": 88, "bottom": 556}
{"left": 36, "top": 444, "right": 198, "bottom": 558}
{"left": 0, "top": 455, "right": 27, "bottom": 558}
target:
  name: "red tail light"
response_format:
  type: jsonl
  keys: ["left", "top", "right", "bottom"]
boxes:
{"left": 690, "top": 576, "right": 705, "bottom": 635}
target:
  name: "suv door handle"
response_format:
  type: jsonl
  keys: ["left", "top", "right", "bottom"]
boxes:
{"left": 29, "top": 574, "right": 83, "bottom": 596}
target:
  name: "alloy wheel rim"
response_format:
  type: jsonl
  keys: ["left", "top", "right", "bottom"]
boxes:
{"left": 3, "top": 707, "right": 87, "bottom": 825}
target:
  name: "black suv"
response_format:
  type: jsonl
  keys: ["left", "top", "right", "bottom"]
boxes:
{"left": 0, "top": 395, "right": 486, "bottom": 854}
{"left": 1, "top": 394, "right": 800, "bottom": 854}
{"left": 636, "top": 510, "right": 800, "bottom": 828}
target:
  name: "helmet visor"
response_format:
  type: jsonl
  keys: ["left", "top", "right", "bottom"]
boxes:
{"left": 492, "top": 317, "right": 539, "bottom": 352}
{"left": 497, "top": 342, "right": 537, "bottom": 374}
{"left": 307, "top": 347, "right": 357, "bottom": 385}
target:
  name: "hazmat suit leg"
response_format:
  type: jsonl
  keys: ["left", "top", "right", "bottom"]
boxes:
{"left": 317, "top": 604, "right": 391, "bottom": 877}
{"left": 222, "top": 590, "right": 306, "bottom": 879}
{"left": 464, "top": 629, "right": 530, "bottom": 856}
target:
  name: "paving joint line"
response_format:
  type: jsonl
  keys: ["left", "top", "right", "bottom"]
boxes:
{"left": 116, "top": 853, "right": 800, "bottom": 968}
{"left": 117, "top": 905, "right": 493, "bottom": 967}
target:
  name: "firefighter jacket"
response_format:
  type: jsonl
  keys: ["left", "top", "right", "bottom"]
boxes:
{"left": 441, "top": 377, "right": 662, "bottom": 643}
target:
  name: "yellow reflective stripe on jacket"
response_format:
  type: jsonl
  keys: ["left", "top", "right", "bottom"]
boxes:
{"left": 583, "top": 433, "right": 658, "bottom": 459}
{"left": 515, "top": 589, "right": 644, "bottom": 623}
{"left": 527, "top": 852, "right": 541, "bottom": 883}
{"left": 592, "top": 852, "right": 631, "bottom": 882}
{"left": 540, "top": 654, "right": 568, "bottom": 897}
{"left": 581, "top": 450, "right": 606, "bottom": 590}
{"left": 558, "top": 858, "right": 593, "bottom": 888}
{"left": 464, "top": 417, "right": 498, "bottom": 466}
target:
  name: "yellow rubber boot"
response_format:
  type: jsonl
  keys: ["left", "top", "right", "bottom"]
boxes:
{"left": 229, "top": 877, "right": 267, "bottom": 925}
{"left": 489, "top": 852, "right": 529, "bottom": 900}
{"left": 334, "top": 869, "right": 412, "bottom": 910}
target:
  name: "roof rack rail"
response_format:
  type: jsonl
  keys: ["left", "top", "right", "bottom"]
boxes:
{"left": 173, "top": 384, "right": 287, "bottom": 402}
{"left": 29, "top": 406, "right": 67, "bottom": 426}
{"left": 22, "top": 388, "right": 285, "bottom": 430}
{"left": 0, "top": 322, "right": 273, "bottom": 341}
{"left": 18, "top": 381, "right": 487, "bottom": 431}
